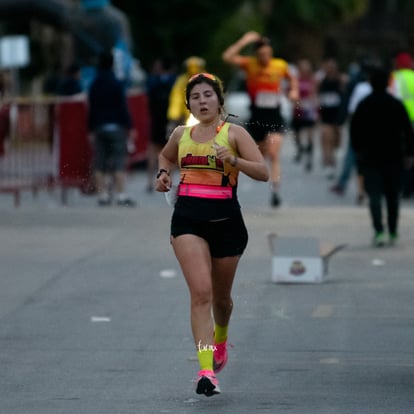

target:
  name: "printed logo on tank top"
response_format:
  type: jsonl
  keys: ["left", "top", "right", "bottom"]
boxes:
{"left": 178, "top": 123, "right": 238, "bottom": 187}
{"left": 181, "top": 153, "right": 224, "bottom": 171}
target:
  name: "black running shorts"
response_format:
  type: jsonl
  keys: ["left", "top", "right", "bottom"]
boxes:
{"left": 248, "top": 105, "right": 286, "bottom": 141}
{"left": 171, "top": 212, "right": 248, "bottom": 258}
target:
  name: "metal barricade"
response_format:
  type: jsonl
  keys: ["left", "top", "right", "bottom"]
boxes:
{"left": 0, "top": 97, "right": 55, "bottom": 207}
{"left": 0, "top": 91, "right": 150, "bottom": 207}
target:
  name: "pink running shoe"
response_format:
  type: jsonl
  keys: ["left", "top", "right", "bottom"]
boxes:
{"left": 196, "top": 370, "right": 220, "bottom": 397}
{"left": 213, "top": 340, "right": 228, "bottom": 373}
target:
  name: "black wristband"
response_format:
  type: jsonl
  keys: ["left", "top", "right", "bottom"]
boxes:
{"left": 156, "top": 169, "right": 170, "bottom": 179}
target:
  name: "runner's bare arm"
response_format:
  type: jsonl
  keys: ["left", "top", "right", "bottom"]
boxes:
{"left": 226, "top": 123, "right": 269, "bottom": 182}
{"left": 156, "top": 126, "right": 183, "bottom": 192}
{"left": 222, "top": 31, "right": 262, "bottom": 65}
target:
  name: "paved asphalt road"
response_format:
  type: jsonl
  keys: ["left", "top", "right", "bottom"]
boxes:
{"left": 1, "top": 131, "right": 414, "bottom": 413}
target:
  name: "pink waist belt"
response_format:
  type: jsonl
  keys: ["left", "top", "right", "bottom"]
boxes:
{"left": 177, "top": 184, "right": 233, "bottom": 199}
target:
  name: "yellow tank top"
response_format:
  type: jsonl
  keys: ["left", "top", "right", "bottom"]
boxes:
{"left": 178, "top": 122, "right": 239, "bottom": 187}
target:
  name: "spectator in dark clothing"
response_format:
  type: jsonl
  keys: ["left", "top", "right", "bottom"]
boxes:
{"left": 350, "top": 67, "right": 414, "bottom": 247}
{"left": 88, "top": 51, "right": 136, "bottom": 207}
{"left": 146, "top": 57, "right": 176, "bottom": 192}
{"left": 330, "top": 59, "right": 375, "bottom": 204}
{"left": 318, "top": 57, "right": 347, "bottom": 179}
{"left": 57, "top": 63, "right": 83, "bottom": 96}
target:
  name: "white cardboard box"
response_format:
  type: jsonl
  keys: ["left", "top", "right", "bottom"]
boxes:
{"left": 268, "top": 234, "right": 345, "bottom": 284}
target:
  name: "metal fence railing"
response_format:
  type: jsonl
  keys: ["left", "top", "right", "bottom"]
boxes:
{"left": 0, "top": 92, "right": 150, "bottom": 207}
{"left": 0, "top": 98, "right": 55, "bottom": 207}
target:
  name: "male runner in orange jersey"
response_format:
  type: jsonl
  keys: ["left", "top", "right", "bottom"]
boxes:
{"left": 223, "top": 31, "right": 298, "bottom": 207}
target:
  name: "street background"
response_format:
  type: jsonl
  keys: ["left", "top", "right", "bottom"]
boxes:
{"left": 1, "top": 131, "right": 414, "bottom": 413}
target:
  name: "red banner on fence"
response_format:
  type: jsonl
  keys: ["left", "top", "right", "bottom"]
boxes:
{"left": 56, "top": 99, "right": 92, "bottom": 188}
{"left": 126, "top": 92, "right": 150, "bottom": 166}
{"left": 56, "top": 92, "right": 150, "bottom": 192}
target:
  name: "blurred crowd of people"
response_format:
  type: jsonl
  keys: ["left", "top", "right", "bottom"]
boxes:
{"left": 144, "top": 47, "right": 414, "bottom": 196}
{"left": 287, "top": 50, "right": 414, "bottom": 247}
{"left": 148, "top": 39, "right": 414, "bottom": 398}
{"left": 3, "top": 32, "right": 414, "bottom": 238}
{"left": 141, "top": 35, "right": 414, "bottom": 247}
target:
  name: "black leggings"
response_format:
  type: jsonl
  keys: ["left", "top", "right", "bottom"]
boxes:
{"left": 362, "top": 165, "right": 403, "bottom": 234}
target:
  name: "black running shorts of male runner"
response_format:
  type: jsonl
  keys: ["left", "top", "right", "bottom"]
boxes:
{"left": 170, "top": 212, "right": 248, "bottom": 258}
{"left": 248, "top": 105, "right": 286, "bottom": 142}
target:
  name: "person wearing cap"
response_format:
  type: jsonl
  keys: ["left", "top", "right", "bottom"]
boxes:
{"left": 166, "top": 56, "right": 206, "bottom": 134}
{"left": 222, "top": 31, "right": 298, "bottom": 207}
{"left": 390, "top": 52, "right": 414, "bottom": 119}
{"left": 389, "top": 52, "right": 414, "bottom": 198}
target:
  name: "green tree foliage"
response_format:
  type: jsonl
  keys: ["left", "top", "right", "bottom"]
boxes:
{"left": 276, "top": 0, "right": 369, "bottom": 26}
{"left": 207, "top": 3, "right": 266, "bottom": 80}
{"left": 260, "top": 0, "right": 369, "bottom": 61}
{"left": 112, "top": 0, "right": 369, "bottom": 70}
{"left": 112, "top": 0, "right": 241, "bottom": 71}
